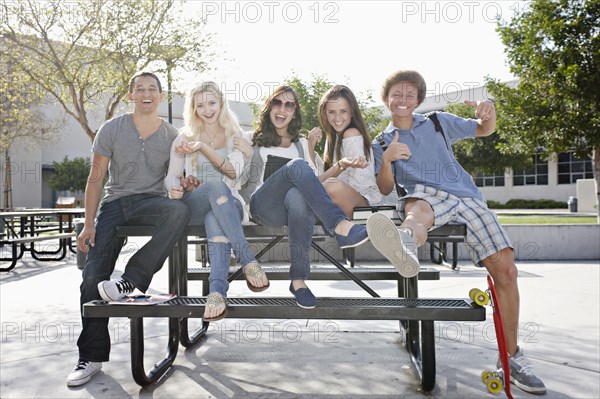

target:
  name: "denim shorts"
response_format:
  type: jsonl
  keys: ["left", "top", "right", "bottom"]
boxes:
{"left": 397, "top": 184, "right": 512, "bottom": 266}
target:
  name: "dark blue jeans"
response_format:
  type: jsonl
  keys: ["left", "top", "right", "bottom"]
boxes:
{"left": 181, "top": 180, "right": 256, "bottom": 297}
{"left": 77, "top": 194, "right": 189, "bottom": 362}
{"left": 250, "top": 158, "right": 347, "bottom": 280}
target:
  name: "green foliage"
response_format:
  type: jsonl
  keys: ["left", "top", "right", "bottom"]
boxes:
{"left": 285, "top": 74, "right": 331, "bottom": 154}
{"left": 445, "top": 103, "right": 533, "bottom": 176}
{"left": 48, "top": 156, "right": 90, "bottom": 192}
{"left": 489, "top": 0, "right": 599, "bottom": 162}
{"left": 0, "top": 0, "right": 215, "bottom": 142}
{"left": 0, "top": 64, "right": 63, "bottom": 152}
{"left": 487, "top": 199, "right": 568, "bottom": 209}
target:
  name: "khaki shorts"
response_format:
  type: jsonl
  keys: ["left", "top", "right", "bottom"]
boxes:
{"left": 397, "top": 184, "right": 512, "bottom": 266}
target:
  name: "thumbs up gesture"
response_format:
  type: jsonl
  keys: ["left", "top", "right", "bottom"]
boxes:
{"left": 383, "top": 131, "right": 412, "bottom": 162}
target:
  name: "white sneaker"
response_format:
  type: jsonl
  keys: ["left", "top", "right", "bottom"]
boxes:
{"left": 367, "top": 213, "right": 420, "bottom": 278}
{"left": 66, "top": 360, "right": 102, "bottom": 387}
{"left": 97, "top": 278, "right": 135, "bottom": 301}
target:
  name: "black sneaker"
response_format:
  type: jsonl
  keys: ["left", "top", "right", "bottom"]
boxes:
{"left": 97, "top": 278, "right": 135, "bottom": 301}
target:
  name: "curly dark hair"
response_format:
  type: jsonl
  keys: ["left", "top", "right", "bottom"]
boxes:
{"left": 253, "top": 86, "right": 303, "bottom": 147}
{"left": 380, "top": 70, "right": 426, "bottom": 105}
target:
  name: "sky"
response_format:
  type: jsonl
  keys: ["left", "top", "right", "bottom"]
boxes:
{"left": 179, "top": 0, "right": 526, "bottom": 105}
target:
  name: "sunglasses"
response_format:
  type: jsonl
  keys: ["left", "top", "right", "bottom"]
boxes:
{"left": 271, "top": 98, "right": 297, "bottom": 111}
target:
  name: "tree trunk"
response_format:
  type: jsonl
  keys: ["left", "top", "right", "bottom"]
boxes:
{"left": 593, "top": 147, "right": 600, "bottom": 223}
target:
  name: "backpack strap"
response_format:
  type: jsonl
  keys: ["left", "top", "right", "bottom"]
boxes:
{"left": 424, "top": 111, "right": 449, "bottom": 149}
{"left": 374, "top": 132, "right": 406, "bottom": 197}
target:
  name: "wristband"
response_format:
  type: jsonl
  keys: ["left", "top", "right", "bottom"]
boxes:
{"left": 337, "top": 161, "right": 345, "bottom": 171}
{"left": 218, "top": 158, "right": 226, "bottom": 169}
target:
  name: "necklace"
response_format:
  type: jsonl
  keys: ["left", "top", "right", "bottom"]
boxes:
{"left": 204, "top": 128, "right": 221, "bottom": 148}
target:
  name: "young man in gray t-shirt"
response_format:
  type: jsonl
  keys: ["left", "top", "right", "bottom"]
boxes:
{"left": 67, "top": 72, "right": 190, "bottom": 387}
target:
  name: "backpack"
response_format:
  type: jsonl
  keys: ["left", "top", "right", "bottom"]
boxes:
{"left": 374, "top": 112, "right": 446, "bottom": 197}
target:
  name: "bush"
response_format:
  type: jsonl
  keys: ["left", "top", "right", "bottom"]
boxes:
{"left": 48, "top": 156, "right": 90, "bottom": 192}
{"left": 487, "top": 199, "right": 568, "bottom": 209}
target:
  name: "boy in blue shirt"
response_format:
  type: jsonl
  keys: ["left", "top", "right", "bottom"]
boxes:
{"left": 367, "top": 70, "right": 545, "bottom": 395}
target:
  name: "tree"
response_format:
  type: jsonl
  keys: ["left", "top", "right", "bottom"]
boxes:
{"left": 0, "top": 64, "right": 63, "bottom": 153}
{"left": 48, "top": 156, "right": 90, "bottom": 193}
{"left": 250, "top": 74, "right": 386, "bottom": 155}
{"left": 0, "top": 0, "right": 214, "bottom": 143}
{"left": 1, "top": 63, "right": 63, "bottom": 210}
{"left": 444, "top": 102, "right": 532, "bottom": 177}
{"left": 489, "top": 0, "right": 600, "bottom": 221}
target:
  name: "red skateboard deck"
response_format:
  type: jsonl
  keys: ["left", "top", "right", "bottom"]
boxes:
{"left": 470, "top": 276, "right": 513, "bottom": 399}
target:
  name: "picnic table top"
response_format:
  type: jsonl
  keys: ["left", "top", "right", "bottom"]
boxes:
{"left": 0, "top": 208, "right": 85, "bottom": 218}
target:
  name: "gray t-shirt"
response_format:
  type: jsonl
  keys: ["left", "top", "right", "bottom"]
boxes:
{"left": 92, "top": 113, "right": 179, "bottom": 203}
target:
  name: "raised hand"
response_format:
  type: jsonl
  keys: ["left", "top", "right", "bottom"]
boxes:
{"left": 307, "top": 127, "right": 323, "bottom": 149}
{"left": 175, "top": 141, "right": 203, "bottom": 155}
{"left": 341, "top": 155, "right": 369, "bottom": 170}
{"left": 233, "top": 133, "right": 253, "bottom": 158}
{"left": 383, "top": 131, "right": 412, "bottom": 162}
{"left": 464, "top": 99, "right": 495, "bottom": 121}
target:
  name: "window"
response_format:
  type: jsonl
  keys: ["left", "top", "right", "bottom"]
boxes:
{"left": 513, "top": 154, "right": 548, "bottom": 186}
{"left": 557, "top": 152, "right": 593, "bottom": 184}
{"left": 475, "top": 172, "right": 505, "bottom": 187}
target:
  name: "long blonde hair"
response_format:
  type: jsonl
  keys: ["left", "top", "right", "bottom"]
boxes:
{"left": 182, "top": 81, "right": 242, "bottom": 140}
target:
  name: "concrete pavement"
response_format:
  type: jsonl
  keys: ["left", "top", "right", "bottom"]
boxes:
{"left": 1, "top": 239, "right": 598, "bottom": 399}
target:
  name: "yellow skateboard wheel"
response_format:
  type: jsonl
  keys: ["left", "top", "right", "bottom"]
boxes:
{"left": 481, "top": 370, "right": 491, "bottom": 383}
{"left": 487, "top": 376, "right": 503, "bottom": 394}
{"left": 469, "top": 288, "right": 489, "bottom": 306}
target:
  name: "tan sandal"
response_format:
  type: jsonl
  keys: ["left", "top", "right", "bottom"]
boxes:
{"left": 243, "top": 262, "right": 270, "bottom": 292}
{"left": 203, "top": 292, "right": 228, "bottom": 322}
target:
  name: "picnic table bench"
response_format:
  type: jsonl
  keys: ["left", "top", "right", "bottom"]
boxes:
{"left": 0, "top": 209, "right": 84, "bottom": 272}
{"left": 83, "top": 213, "right": 483, "bottom": 391}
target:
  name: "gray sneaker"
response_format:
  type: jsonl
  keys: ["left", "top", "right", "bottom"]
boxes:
{"left": 498, "top": 346, "right": 546, "bottom": 394}
{"left": 366, "top": 213, "right": 420, "bottom": 278}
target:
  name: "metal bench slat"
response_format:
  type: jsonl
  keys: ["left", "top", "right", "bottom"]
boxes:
{"left": 3, "top": 232, "right": 75, "bottom": 244}
{"left": 116, "top": 224, "right": 328, "bottom": 238}
{"left": 187, "top": 266, "right": 440, "bottom": 281}
{"left": 84, "top": 296, "right": 484, "bottom": 321}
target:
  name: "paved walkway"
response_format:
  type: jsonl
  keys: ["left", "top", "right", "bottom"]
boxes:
{"left": 1, "top": 240, "right": 598, "bottom": 398}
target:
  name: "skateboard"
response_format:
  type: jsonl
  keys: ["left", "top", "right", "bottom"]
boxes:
{"left": 469, "top": 275, "right": 514, "bottom": 399}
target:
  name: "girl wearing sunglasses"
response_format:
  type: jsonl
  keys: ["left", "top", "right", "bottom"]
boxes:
{"left": 308, "top": 85, "right": 383, "bottom": 218}
{"left": 239, "top": 85, "right": 369, "bottom": 309}
{"left": 166, "top": 81, "right": 270, "bottom": 322}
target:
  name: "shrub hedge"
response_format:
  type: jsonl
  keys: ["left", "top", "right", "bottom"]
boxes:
{"left": 487, "top": 199, "right": 568, "bottom": 209}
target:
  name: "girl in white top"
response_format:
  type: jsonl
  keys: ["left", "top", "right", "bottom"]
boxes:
{"left": 308, "top": 85, "right": 382, "bottom": 217}
{"left": 241, "top": 86, "right": 369, "bottom": 309}
{"left": 165, "top": 81, "right": 269, "bottom": 322}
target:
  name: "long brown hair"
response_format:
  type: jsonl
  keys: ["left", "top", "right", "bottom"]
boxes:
{"left": 253, "top": 86, "right": 303, "bottom": 147}
{"left": 318, "top": 85, "right": 371, "bottom": 170}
